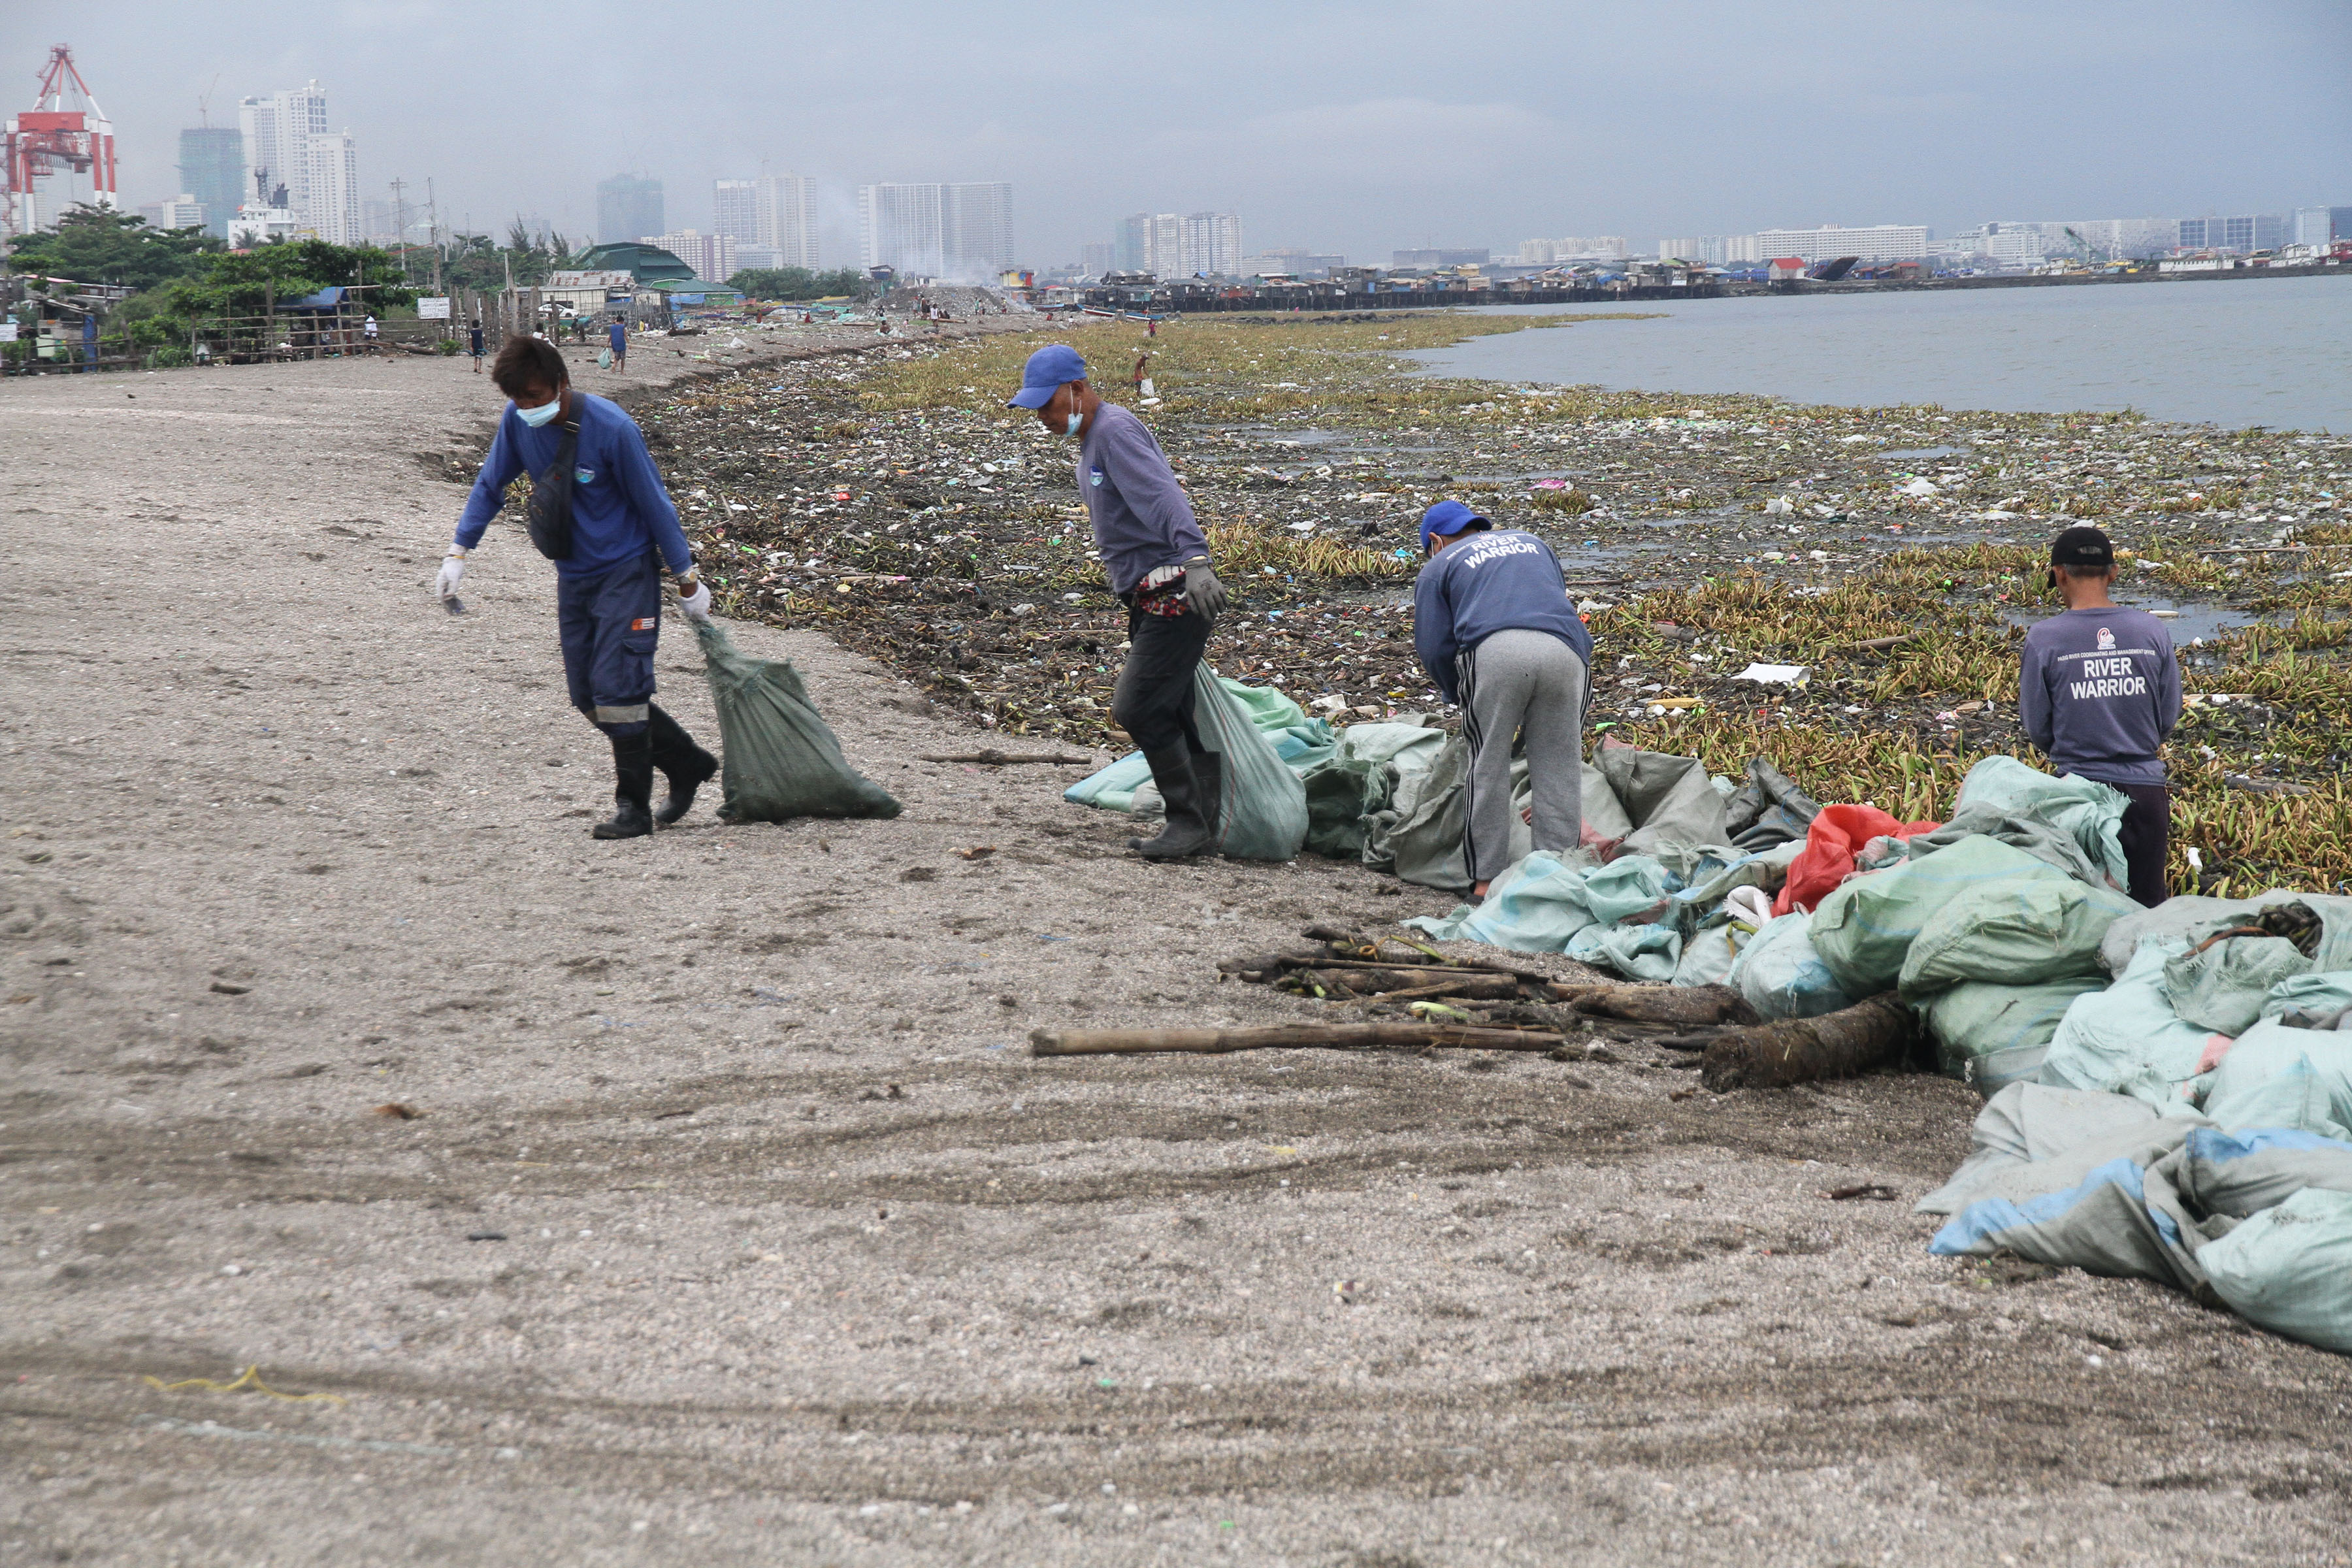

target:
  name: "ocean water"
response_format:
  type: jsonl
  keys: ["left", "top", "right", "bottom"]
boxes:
{"left": 1409, "top": 276, "right": 2352, "bottom": 433}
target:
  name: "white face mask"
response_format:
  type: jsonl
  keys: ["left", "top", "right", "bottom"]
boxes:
{"left": 515, "top": 396, "right": 563, "bottom": 429}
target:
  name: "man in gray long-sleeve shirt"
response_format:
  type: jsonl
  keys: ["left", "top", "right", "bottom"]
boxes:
{"left": 2019, "top": 526, "right": 2181, "bottom": 905}
{"left": 1005, "top": 344, "right": 1228, "bottom": 858}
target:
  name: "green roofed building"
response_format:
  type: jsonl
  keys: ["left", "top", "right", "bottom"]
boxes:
{"left": 569, "top": 242, "right": 700, "bottom": 287}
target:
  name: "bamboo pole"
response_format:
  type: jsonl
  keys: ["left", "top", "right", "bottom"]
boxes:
{"left": 1029, "top": 1022, "right": 1564, "bottom": 1057}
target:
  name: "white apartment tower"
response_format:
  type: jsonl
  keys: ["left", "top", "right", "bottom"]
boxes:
{"left": 237, "top": 81, "right": 360, "bottom": 243}
{"left": 1179, "top": 212, "right": 1243, "bottom": 276}
{"left": 857, "top": 182, "right": 1014, "bottom": 277}
{"left": 304, "top": 130, "right": 360, "bottom": 245}
{"left": 715, "top": 174, "right": 818, "bottom": 269}
{"left": 1753, "top": 224, "right": 1929, "bottom": 263}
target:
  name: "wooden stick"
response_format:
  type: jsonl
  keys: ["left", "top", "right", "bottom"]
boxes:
{"left": 921, "top": 749, "right": 1093, "bottom": 765}
{"left": 1028, "top": 1023, "right": 1565, "bottom": 1057}
{"left": 1298, "top": 968, "right": 1523, "bottom": 1001}
{"left": 1697, "top": 994, "right": 1914, "bottom": 1092}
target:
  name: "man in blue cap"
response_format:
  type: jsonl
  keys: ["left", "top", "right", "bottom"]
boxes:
{"left": 1413, "top": 500, "right": 1593, "bottom": 897}
{"left": 1007, "top": 344, "right": 1228, "bottom": 858}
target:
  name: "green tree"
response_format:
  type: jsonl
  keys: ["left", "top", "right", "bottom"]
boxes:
{"left": 727, "top": 266, "right": 874, "bottom": 301}
{"left": 4, "top": 203, "right": 222, "bottom": 293}
{"left": 157, "top": 238, "right": 417, "bottom": 322}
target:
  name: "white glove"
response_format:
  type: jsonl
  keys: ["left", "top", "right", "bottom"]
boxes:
{"left": 678, "top": 577, "right": 713, "bottom": 623}
{"left": 435, "top": 549, "right": 466, "bottom": 599}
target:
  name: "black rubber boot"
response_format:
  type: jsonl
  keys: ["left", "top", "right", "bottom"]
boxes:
{"left": 1190, "top": 749, "right": 1223, "bottom": 839}
{"left": 1128, "top": 745, "right": 1214, "bottom": 859}
{"left": 646, "top": 704, "right": 718, "bottom": 826}
{"left": 591, "top": 728, "right": 655, "bottom": 840}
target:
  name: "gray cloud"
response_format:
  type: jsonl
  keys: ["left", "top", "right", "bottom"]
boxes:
{"left": 7, "top": 0, "right": 2345, "bottom": 265}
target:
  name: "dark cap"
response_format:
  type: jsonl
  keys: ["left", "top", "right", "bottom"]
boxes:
{"left": 2050, "top": 525, "right": 2114, "bottom": 570}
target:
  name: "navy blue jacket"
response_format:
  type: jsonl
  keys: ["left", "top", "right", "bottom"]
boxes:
{"left": 1413, "top": 529, "right": 1593, "bottom": 704}
{"left": 457, "top": 393, "right": 693, "bottom": 578}
{"left": 2019, "top": 606, "right": 2181, "bottom": 785}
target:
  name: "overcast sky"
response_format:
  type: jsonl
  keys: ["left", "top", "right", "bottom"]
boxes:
{"left": 7, "top": 1, "right": 2347, "bottom": 265}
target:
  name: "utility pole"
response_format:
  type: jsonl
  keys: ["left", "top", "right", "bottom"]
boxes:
{"left": 425, "top": 178, "right": 441, "bottom": 292}
{"left": 389, "top": 176, "right": 409, "bottom": 281}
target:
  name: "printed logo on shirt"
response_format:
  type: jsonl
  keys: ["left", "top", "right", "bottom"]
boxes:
{"left": 2068, "top": 655, "right": 2148, "bottom": 700}
{"left": 2096, "top": 627, "right": 2115, "bottom": 651}
{"left": 630, "top": 616, "right": 657, "bottom": 631}
{"left": 1088, "top": 465, "right": 1105, "bottom": 487}
{"left": 574, "top": 468, "right": 596, "bottom": 484}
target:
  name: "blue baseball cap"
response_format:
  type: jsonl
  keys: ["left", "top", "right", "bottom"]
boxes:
{"left": 1419, "top": 499, "right": 1492, "bottom": 550}
{"left": 1007, "top": 344, "right": 1088, "bottom": 409}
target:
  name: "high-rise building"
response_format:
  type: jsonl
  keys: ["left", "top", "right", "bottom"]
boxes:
{"left": 176, "top": 127, "right": 244, "bottom": 240}
{"left": 2292, "top": 206, "right": 2351, "bottom": 248}
{"left": 2174, "top": 214, "right": 2287, "bottom": 253}
{"left": 1079, "top": 242, "right": 1115, "bottom": 276}
{"left": 1753, "top": 224, "right": 1929, "bottom": 263}
{"left": 1177, "top": 212, "right": 1243, "bottom": 276}
{"left": 238, "top": 82, "right": 327, "bottom": 221}
{"left": 715, "top": 174, "right": 817, "bottom": 268}
{"left": 857, "top": 182, "right": 1014, "bottom": 276}
{"left": 597, "top": 174, "right": 664, "bottom": 246}
{"left": 304, "top": 131, "right": 360, "bottom": 245}
{"left": 645, "top": 230, "right": 738, "bottom": 284}
{"left": 140, "top": 195, "right": 206, "bottom": 231}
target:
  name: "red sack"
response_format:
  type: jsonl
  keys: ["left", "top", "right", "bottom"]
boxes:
{"left": 1772, "top": 803, "right": 1942, "bottom": 916}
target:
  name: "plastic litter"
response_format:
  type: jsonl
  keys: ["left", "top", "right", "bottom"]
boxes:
{"left": 2197, "top": 1183, "right": 2352, "bottom": 1354}
{"left": 2200, "top": 1020, "right": 2352, "bottom": 1141}
{"left": 1774, "top": 802, "right": 1940, "bottom": 917}
{"left": 1187, "top": 665, "right": 1309, "bottom": 860}
{"left": 693, "top": 623, "right": 902, "bottom": 821}
{"left": 2037, "top": 939, "right": 2219, "bottom": 1109}
{"left": 1403, "top": 851, "right": 1674, "bottom": 961}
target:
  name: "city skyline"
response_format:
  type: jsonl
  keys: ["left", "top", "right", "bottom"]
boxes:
{"left": 5, "top": 0, "right": 2340, "bottom": 269}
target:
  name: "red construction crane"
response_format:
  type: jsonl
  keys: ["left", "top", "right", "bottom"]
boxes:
{"left": 5, "top": 44, "right": 116, "bottom": 237}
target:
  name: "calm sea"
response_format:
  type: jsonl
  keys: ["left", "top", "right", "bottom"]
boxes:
{"left": 1411, "top": 276, "right": 2352, "bottom": 433}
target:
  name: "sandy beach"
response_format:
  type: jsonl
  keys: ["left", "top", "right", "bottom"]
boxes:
{"left": 5, "top": 324, "right": 2349, "bottom": 1566}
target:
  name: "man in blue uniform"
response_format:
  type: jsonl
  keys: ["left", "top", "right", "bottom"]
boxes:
{"left": 2020, "top": 526, "right": 2181, "bottom": 905}
{"left": 436, "top": 336, "right": 717, "bottom": 840}
{"left": 1413, "top": 501, "right": 1593, "bottom": 898}
{"left": 1006, "top": 344, "right": 1227, "bottom": 858}
{"left": 608, "top": 316, "right": 628, "bottom": 374}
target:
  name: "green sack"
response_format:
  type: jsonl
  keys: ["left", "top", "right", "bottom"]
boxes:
{"left": 1921, "top": 977, "right": 2109, "bottom": 1096}
{"left": 1897, "top": 875, "right": 2140, "bottom": 1002}
{"left": 1191, "top": 664, "right": 1306, "bottom": 861}
{"left": 1808, "top": 834, "right": 2065, "bottom": 998}
{"left": 693, "top": 623, "right": 901, "bottom": 822}
{"left": 2197, "top": 1185, "right": 2352, "bottom": 1354}
{"left": 2164, "top": 933, "right": 2313, "bottom": 1036}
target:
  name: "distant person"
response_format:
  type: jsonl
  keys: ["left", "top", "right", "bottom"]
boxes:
{"left": 364, "top": 314, "right": 379, "bottom": 349}
{"left": 1412, "top": 500, "right": 1593, "bottom": 900}
{"left": 1005, "top": 344, "right": 1226, "bottom": 859}
{"left": 468, "top": 318, "right": 486, "bottom": 373}
{"left": 2021, "top": 526, "right": 2181, "bottom": 906}
{"left": 608, "top": 316, "right": 628, "bottom": 374}
{"left": 435, "top": 336, "right": 718, "bottom": 840}
{"left": 80, "top": 313, "right": 97, "bottom": 372}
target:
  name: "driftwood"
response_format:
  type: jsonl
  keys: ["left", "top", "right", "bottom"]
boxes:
{"left": 1548, "top": 983, "right": 1757, "bottom": 1026}
{"left": 1283, "top": 966, "right": 1525, "bottom": 1000}
{"left": 1688, "top": 994, "right": 1915, "bottom": 1092}
{"left": 1029, "top": 1022, "right": 1565, "bottom": 1057}
{"left": 919, "top": 749, "right": 1092, "bottom": 765}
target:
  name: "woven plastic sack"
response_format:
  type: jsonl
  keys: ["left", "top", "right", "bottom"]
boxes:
{"left": 2200, "top": 1020, "right": 2352, "bottom": 1141}
{"left": 2197, "top": 1185, "right": 2352, "bottom": 1354}
{"left": 1897, "top": 875, "right": 2141, "bottom": 1002}
{"left": 1903, "top": 755, "right": 2131, "bottom": 892}
{"left": 2164, "top": 933, "right": 2313, "bottom": 1036}
{"left": 2038, "top": 938, "right": 2218, "bottom": 1109}
{"left": 1774, "top": 803, "right": 1940, "bottom": 916}
{"left": 1807, "top": 834, "right": 2065, "bottom": 998}
{"left": 1190, "top": 664, "right": 1306, "bottom": 861}
{"left": 1921, "top": 977, "right": 2108, "bottom": 1097}
{"left": 693, "top": 623, "right": 900, "bottom": 821}
{"left": 1729, "top": 911, "right": 1854, "bottom": 1021}
{"left": 1403, "top": 852, "right": 1672, "bottom": 955}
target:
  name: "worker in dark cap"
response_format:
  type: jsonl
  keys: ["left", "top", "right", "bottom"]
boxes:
{"left": 1413, "top": 500, "right": 1593, "bottom": 898}
{"left": 1007, "top": 344, "right": 1226, "bottom": 858}
{"left": 2020, "top": 525, "right": 2181, "bottom": 904}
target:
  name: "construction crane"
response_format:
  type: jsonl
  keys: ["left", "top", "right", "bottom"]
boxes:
{"left": 4, "top": 45, "right": 116, "bottom": 237}
{"left": 2063, "top": 226, "right": 2109, "bottom": 267}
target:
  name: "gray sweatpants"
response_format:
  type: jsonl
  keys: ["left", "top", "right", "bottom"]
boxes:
{"left": 1457, "top": 628, "right": 1588, "bottom": 885}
